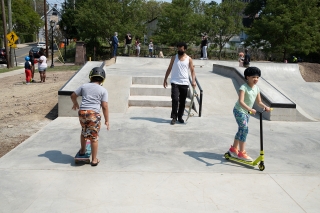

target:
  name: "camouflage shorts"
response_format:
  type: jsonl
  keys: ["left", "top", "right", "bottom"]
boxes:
{"left": 78, "top": 110, "right": 101, "bottom": 142}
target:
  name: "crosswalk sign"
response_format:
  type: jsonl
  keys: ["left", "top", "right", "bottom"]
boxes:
{"left": 6, "top": 31, "right": 19, "bottom": 44}
{"left": 8, "top": 42, "right": 17, "bottom": 48}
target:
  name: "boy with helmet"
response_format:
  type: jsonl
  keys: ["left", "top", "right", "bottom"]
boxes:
{"left": 227, "top": 67, "right": 270, "bottom": 161}
{"left": 71, "top": 67, "right": 110, "bottom": 166}
{"left": 24, "top": 56, "right": 32, "bottom": 84}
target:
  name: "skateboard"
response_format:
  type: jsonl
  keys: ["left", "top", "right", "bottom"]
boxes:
{"left": 186, "top": 87, "right": 197, "bottom": 122}
{"left": 74, "top": 140, "right": 91, "bottom": 164}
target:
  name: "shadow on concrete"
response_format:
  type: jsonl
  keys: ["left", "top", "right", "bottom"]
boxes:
{"left": 38, "top": 150, "right": 74, "bottom": 165}
{"left": 184, "top": 151, "right": 223, "bottom": 166}
{"left": 45, "top": 104, "right": 58, "bottom": 120}
{"left": 130, "top": 117, "right": 170, "bottom": 123}
{"left": 184, "top": 151, "right": 256, "bottom": 170}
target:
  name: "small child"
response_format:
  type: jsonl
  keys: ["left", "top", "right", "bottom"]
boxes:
{"left": 135, "top": 38, "right": 140, "bottom": 57}
{"left": 228, "top": 67, "right": 270, "bottom": 161}
{"left": 238, "top": 52, "right": 244, "bottom": 67}
{"left": 71, "top": 67, "right": 110, "bottom": 166}
{"left": 148, "top": 40, "right": 153, "bottom": 57}
{"left": 24, "top": 56, "right": 32, "bottom": 84}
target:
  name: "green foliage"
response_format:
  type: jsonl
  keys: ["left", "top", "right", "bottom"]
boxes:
{"left": 204, "top": 1, "right": 245, "bottom": 59}
{"left": 245, "top": 0, "right": 320, "bottom": 60}
{"left": 0, "top": 0, "right": 42, "bottom": 38}
{"left": 155, "top": 0, "right": 206, "bottom": 46}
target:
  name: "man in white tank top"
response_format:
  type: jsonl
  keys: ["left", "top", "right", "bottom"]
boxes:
{"left": 163, "top": 42, "right": 196, "bottom": 125}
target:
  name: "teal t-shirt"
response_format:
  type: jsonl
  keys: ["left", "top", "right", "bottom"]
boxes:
{"left": 234, "top": 83, "right": 260, "bottom": 114}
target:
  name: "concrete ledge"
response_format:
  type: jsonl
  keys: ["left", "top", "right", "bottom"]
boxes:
{"left": 58, "top": 74, "right": 131, "bottom": 117}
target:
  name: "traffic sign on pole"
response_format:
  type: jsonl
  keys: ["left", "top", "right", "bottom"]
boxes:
{"left": 6, "top": 31, "right": 18, "bottom": 44}
{"left": 8, "top": 42, "right": 17, "bottom": 48}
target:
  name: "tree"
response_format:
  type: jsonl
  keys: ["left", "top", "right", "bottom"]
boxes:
{"left": 244, "top": 0, "right": 320, "bottom": 61}
{"left": 25, "top": 0, "right": 49, "bottom": 17}
{"left": 155, "top": 0, "right": 206, "bottom": 46}
{"left": 204, "top": 1, "right": 245, "bottom": 59}
{"left": 142, "top": 0, "right": 163, "bottom": 22}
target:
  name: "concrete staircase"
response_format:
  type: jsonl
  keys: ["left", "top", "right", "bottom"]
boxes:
{"left": 129, "top": 77, "right": 191, "bottom": 107}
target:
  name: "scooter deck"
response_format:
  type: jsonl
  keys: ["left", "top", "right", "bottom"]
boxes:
{"left": 224, "top": 152, "right": 265, "bottom": 171}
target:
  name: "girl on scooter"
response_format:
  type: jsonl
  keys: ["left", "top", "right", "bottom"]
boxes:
{"left": 228, "top": 67, "right": 270, "bottom": 161}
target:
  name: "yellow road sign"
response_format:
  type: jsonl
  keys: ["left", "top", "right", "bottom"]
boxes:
{"left": 8, "top": 42, "right": 17, "bottom": 48}
{"left": 6, "top": 31, "right": 19, "bottom": 44}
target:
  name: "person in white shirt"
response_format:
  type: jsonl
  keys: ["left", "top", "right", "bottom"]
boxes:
{"left": 163, "top": 42, "right": 196, "bottom": 125}
{"left": 38, "top": 51, "right": 48, "bottom": 83}
{"left": 148, "top": 40, "right": 153, "bottom": 57}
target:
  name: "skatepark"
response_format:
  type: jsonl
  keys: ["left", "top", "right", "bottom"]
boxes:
{"left": 0, "top": 57, "right": 320, "bottom": 212}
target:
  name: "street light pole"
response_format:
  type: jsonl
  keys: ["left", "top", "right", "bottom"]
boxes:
{"left": 50, "top": 20, "right": 55, "bottom": 68}
{"left": 64, "top": 26, "right": 67, "bottom": 64}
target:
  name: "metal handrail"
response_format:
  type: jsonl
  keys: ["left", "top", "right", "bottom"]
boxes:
{"left": 189, "top": 76, "right": 203, "bottom": 117}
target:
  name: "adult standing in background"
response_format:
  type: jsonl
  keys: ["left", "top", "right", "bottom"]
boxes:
{"left": 112, "top": 32, "right": 119, "bottom": 58}
{"left": 200, "top": 36, "right": 204, "bottom": 58}
{"left": 201, "top": 35, "right": 208, "bottom": 60}
{"left": 38, "top": 51, "right": 47, "bottom": 83}
{"left": 124, "top": 32, "right": 132, "bottom": 56}
{"left": 243, "top": 49, "right": 251, "bottom": 67}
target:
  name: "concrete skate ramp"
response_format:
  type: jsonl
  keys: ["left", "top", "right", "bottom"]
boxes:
{"left": 212, "top": 62, "right": 319, "bottom": 121}
{"left": 251, "top": 62, "right": 320, "bottom": 121}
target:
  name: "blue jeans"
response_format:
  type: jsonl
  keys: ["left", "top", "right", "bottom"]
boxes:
{"left": 112, "top": 45, "right": 118, "bottom": 57}
{"left": 233, "top": 107, "right": 250, "bottom": 142}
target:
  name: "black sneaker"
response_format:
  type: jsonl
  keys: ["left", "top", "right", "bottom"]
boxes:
{"left": 170, "top": 118, "right": 176, "bottom": 125}
{"left": 178, "top": 117, "right": 184, "bottom": 123}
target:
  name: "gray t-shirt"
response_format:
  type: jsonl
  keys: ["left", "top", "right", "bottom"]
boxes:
{"left": 74, "top": 83, "right": 108, "bottom": 113}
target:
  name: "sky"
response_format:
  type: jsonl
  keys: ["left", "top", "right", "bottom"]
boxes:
{"left": 47, "top": 0, "right": 222, "bottom": 8}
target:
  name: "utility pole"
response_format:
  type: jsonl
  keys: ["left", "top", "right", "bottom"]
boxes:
{"left": 1, "top": 0, "right": 9, "bottom": 68}
{"left": 8, "top": 0, "right": 14, "bottom": 68}
{"left": 44, "top": 0, "right": 48, "bottom": 58}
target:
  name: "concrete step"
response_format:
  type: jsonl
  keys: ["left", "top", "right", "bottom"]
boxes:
{"left": 132, "top": 76, "right": 170, "bottom": 85}
{"left": 130, "top": 84, "right": 171, "bottom": 96}
{"left": 129, "top": 96, "right": 191, "bottom": 107}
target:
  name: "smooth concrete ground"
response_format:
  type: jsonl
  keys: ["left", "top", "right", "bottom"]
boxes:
{"left": 1, "top": 57, "right": 320, "bottom": 212}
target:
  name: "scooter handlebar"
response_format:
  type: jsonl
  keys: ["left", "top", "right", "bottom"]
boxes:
{"left": 248, "top": 108, "right": 273, "bottom": 114}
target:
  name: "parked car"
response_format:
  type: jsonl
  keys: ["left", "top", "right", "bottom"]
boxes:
{"left": 30, "top": 47, "right": 44, "bottom": 58}
{"left": 37, "top": 42, "right": 48, "bottom": 49}
{"left": 0, "top": 48, "right": 7, "bottom": 64}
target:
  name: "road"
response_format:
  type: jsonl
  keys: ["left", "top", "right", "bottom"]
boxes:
{"left": 1, "top": 43, "right": 37, "bottom": 67}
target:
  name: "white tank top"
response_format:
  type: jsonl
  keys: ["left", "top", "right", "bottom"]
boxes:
{"left": 170, "top": 54, "right": 190, "bottom": 85}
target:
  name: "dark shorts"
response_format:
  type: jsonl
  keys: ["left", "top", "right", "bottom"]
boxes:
{"left": 78, "top": 110, "right": 101, "bottom": 142}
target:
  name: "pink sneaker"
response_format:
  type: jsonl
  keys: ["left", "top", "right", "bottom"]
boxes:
{"left": 228, "top": 145, "right": 239, "bottom": 158}
{"left": 238, "top": 150, "right": 253, "bottom": 161}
